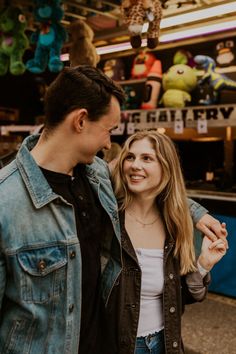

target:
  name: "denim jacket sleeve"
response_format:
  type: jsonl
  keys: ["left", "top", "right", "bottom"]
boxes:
{"left": 0, "top": 249, "right": 6, "bottom": 310}
{"left": 187, "top": 197, "right": 208, "bottom": 225}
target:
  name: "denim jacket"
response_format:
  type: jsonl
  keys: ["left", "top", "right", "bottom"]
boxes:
{"left": 0, "top": 134, "right": 122, "bottom": 354}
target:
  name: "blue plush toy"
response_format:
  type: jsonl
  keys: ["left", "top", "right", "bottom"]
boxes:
{"left": 26, "top": 0, "right": 67, "bottom": 73}
{"left": 194, "top": 55, "right": 236, "bottom": 91}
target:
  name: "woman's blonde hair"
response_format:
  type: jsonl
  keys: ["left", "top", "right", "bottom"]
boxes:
{"left": 112, "top": 130, "right": 196, "bottom": 275}
{"left": 103, "top": 142, "right": 122, "bottom": 163}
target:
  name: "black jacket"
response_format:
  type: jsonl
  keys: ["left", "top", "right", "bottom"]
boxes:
{"left": 104, "top": 212, "right": 210, "bottom": 354}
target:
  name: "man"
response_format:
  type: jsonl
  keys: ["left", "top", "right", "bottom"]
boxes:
{"left": 0, "top": 65, "right": 226, "bottom": 354}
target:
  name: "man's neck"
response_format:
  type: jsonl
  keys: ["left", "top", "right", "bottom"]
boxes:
{"left": 30, "top": 134, "right": 76, "bottom": 176}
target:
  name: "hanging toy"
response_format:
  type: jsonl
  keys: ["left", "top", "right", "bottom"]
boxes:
{"left": 121, "top": 0, "right": 162, "bottom": 49}
{"left": 26, "top": 0, "right": 67, "bottom": 74}
{"left": 69, "top": 20, "right": 100, "bottom": 67}
{"left": 194, "top": 55, "right": 236, "bottom": 91}
{"left": 0, "top": 6, "right": 29, "bottom": 75}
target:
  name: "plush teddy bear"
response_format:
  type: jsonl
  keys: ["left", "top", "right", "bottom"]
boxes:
{"left": 26, "top": 0, "right": 67, "bottom": 74}
{"left": 121, "top": 0, "right": 162, "bottom": 49}
{"left": 0, "top": 6, "right": 29, "bottom": 76}
{"left": 69, "top": 20, "right": 100, "bottom": 67}
{"left": 160, "top": 64, "right": 197, "bottom": 108}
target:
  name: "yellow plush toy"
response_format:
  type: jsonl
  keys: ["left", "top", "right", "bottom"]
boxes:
{"left": 121, "top": 0, "right": 162, "bottom": 49}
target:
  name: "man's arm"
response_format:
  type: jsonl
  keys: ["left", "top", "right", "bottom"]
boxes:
{"left": 0, "top": 249, "right": 6, "bottom": 310}
{"left": 188, "top": 198, "right": 228, "bottom": 244}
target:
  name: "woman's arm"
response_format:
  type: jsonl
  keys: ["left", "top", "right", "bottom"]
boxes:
{"left": 183, "top": 234, "right": 227, "bottom": 304}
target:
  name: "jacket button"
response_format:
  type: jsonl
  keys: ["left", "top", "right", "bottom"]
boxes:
{"left": 169, "top": 273, "right": 174, "bottom": 279}
{"left": 169, "top": 306, "right": 175, "bottom": 313}
{"left": 81, "top": 211, "right": 87, "bottom": 217}
{"left": 172, "top": 341, "right": 178, "bottom": 348}
{"left": 131, "top": 304, "right": 136, "bottom": 308}
{"left": 70, "top": 251, "right": 76, "bottom": 259}
{"left": 38, "top": 260, "right": 46, "bottom": 271}
{"left": 69, "top": 304, "right": 74, "bottom": 313}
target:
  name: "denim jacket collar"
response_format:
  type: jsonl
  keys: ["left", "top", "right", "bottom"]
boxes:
{"left": 16, "top": 134, "right": 58, "bottom": 209}
{"left": 16, "top": 134, "right": 109, "bottom": 211}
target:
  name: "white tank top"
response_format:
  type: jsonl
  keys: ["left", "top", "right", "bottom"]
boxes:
{"left": 135, "top": 248, "right": 164, "bottom": 337}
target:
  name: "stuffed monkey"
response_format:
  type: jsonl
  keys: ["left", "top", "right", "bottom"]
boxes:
{"left": 121, "top": 0, "right": 162, "bottom": 49}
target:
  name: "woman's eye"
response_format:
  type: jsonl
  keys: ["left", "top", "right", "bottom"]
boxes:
{"left": 125, "top": 155, "right": 134, "bottom": 161}
{"left": 143, "top": 155, "right": 152, "bottom": 161}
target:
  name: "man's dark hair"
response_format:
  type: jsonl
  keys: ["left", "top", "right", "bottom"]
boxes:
{"left": 44, "top": 65, "right": 125, "bottom": 130}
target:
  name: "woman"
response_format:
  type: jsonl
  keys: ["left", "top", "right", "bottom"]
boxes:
{"left": 106, "top": 130, "right": 227, "bottom": 354}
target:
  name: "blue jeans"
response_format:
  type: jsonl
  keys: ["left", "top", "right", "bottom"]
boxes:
{"left": 135, "top": 330, "right": 165, "bottom": 354}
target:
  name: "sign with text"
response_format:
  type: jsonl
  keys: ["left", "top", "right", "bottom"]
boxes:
{"left": 119, "top": 104, "right": 236, "bottom": 133}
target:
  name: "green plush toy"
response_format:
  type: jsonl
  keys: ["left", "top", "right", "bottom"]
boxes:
{"left": 160, "top": 64, "right": 197, "bottom": 108}
{"left": 0, "top": 6, "right": 29, "bottom": 76}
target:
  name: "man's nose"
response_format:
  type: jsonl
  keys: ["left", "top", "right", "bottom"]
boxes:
{"left": 104, "top": 139, "right": 111, "bottom": 150}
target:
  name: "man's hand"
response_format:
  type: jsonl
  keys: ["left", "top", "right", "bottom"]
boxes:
{"left": 196, "top": 213, "right": 228, "bottom": 248}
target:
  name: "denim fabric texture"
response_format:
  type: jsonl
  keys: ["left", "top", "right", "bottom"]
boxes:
{"left": 0, "top": 134, "right": 122, "bottom": 354}
{"left": 187, "top": 198, "right": 208, "bottom": 224}
{"left": 135, "top": 330, "right": 165, "bottom": 354}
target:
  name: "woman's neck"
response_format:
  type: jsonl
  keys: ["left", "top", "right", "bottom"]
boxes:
{"left": 127, "top": 198, "right": 159, "bottom": 220}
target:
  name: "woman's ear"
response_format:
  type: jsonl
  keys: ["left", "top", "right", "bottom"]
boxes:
{"left": 73, "top": 109, "right": 88, "bottom": 133}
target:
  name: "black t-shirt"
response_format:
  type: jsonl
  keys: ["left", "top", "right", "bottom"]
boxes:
{"left": 41, "top": 164, "right": 103, "bottom": 354}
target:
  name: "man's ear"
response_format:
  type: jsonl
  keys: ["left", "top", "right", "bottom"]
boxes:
{"left": 73, "top": 109, "right": 88, "bottom": 133}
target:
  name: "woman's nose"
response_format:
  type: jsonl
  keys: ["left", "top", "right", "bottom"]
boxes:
{"left": 131, "top": 159, "right": 142, "bottom": 170}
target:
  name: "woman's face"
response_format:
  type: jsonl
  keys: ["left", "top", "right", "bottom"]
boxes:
{"left": 122, "top": 137, "right": 163, "bottom": 198}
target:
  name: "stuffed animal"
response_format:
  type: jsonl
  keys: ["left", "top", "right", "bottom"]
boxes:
{"left": 194, "top": 55, "right": 236, "bottom": 91}
{"left": 141, "top": 59, "right": 162, "bottom": 109}
{"left": 160, "top": 64, "right": 197, "bottom": 108}
{"left": 121, "top": 0, "right": 162, "bottom": 49}
{"left": 0, "top": 6, "right": 29, "bottom": 76}
{"left": 121, "top": 85, "right": 140, "bottom": 110}
{"left": 26, "top": 0, "right": 67, "bottom": 74}
{"left": 215, "top": 40, "right": 236, "bottom": 67}
{"left": 173, "top": 49, "right": 196, "bottom": 67}
{"left": 192, "top": 82, "right": 219, "bottom": 106}
{"left": 131, "top": 50, "right": 156, "bottom": 78}
{"left": 69, "top": 20, "right": 100, "bottom": 67}
{"left": 103, "top": 58, "right": 125, "bottom": 81}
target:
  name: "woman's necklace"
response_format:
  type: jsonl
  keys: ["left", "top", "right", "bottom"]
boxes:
{"left": 126, "top": 210, "right": 159, "bottom": 228}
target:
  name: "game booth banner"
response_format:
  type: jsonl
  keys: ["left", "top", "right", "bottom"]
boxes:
{"left": 112, "top": 104, "right": 236, "bottom": 135}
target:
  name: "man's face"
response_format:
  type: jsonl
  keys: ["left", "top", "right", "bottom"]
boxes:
{"left": 79, "top": 96, "right": 121, "bottom": 164}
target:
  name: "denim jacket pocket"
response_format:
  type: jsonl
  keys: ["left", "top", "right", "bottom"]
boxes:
{"left": 17, "top": 245, "right": 67, "bottom": 303}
